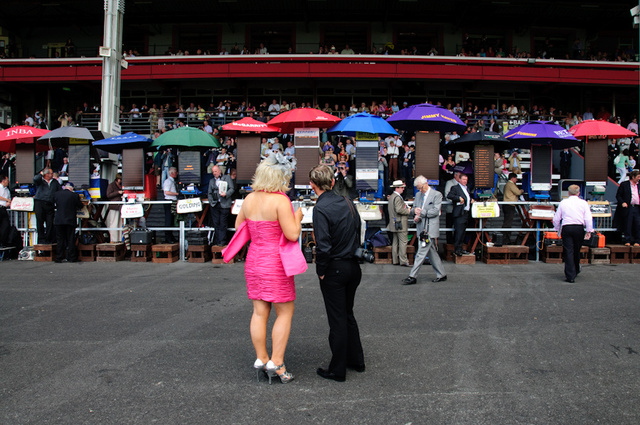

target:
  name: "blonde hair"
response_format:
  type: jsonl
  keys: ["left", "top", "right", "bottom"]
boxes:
{"left": 251, "top": 154, "right": 292, "bottom": 193}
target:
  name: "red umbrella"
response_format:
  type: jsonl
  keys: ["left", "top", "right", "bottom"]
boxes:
{"left": 0, "top": 126, "right": 50, "bottom": 153}
{"left": 219, "top": 117, "right": 281, "bottom": 136}
{"left": 569, "top": 120, "right": 637, "bottom": 139}
{"left": 267, "top": 108, "right": 341, "bottom": 134}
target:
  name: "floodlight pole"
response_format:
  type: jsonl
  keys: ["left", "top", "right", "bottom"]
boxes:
{"left": 100, "top": 0, "right": 125, "bottom": 137}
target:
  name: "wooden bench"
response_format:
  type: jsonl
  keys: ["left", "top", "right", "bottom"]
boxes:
{"left": 131, "top": 244, "right": 152, "bottom": 262}
{"left": 580, "top": 246, "right": 589, "bottom": 264}
{"left": 606, "top": 245, "right": 630, "bottom": 264}
{"left": 34, "top": 244, "right": 56, "bottom": 262}
{"left": 542, "top": 245, "right": 563, "bottom": 264}
{"left": 453, "top": 253, "right": 475, "bottom": 264}
{"left": 483, "top": 245, "right": 528, "bottom": 264}
{"left": 78, "top": 244, "right": 96, "bottom": 262}
{"left": 188, "top": 244, "right": 211, "bottom": 263}
{"left": 631, "top": 246, "right": 640, "bottom": 264}
{"left": 373, "top": 246, "right": 392, "bottom": 264}
{"left": 151, "top": 243, "right": 179, "bottom": 263}
{"left": 589, "top": 247, "right": 610, "bottom": 265}
{"left": 211, "top": 245, "right": 227, "bottom": 264}
{"left": 96, "top": 243, "right": 126, "bottom": 262}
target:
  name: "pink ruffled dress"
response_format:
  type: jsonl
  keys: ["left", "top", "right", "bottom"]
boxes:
{"left": 244, "top": 219, "right": 295, "bottom": 303}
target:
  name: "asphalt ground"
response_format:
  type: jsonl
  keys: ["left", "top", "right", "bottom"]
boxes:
{"left": 1, "top": 258, "right": 640, "bottom": 425}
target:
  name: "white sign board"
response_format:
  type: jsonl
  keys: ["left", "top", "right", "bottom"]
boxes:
{"left": 121, "top": 203, "right": 144, "bottom": 219}
{"left": 231, "top": 199, "right": 244, "bottom": 215}
{"left": 176, "top": 198, "right": 203, "bottom": 214}
{"left": 10, "top": 197, "right": 34, "bottom": 212}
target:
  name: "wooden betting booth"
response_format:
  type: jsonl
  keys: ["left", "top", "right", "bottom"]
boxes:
{"left": 584, "top": 140, "right": 608, "bottom": 184}
{"left": 414, "top": 132, "right": 440, "bottom": 184}
{"left": 67, "top": 139, "right": 91, "bottom": 189}
{"left": 530, "top": 145, "right": 553, "bottom": 192}
{"left": 473, "top": 145, "right": 494, "bottom": 188}
{"left": 236, "top": 135, "right": 261, "bottom": 185}
{"left": 294, "top": 128, "right": 320, "bottom": 189}
{"left": 15, "top": 144, "right": 35, "bottom": 184}
{"left": 121, "top": 148, "right": 144, "bottom": 191}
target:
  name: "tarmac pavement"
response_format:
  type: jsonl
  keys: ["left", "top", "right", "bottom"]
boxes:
{"left": 1, "top": 259, "right": 640, "bottom": 424}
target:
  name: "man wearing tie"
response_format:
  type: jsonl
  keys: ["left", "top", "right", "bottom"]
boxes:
{"left": 552, "top": 185, "right": 593, "bottom": 283}
{"left": 447, "top": 173, "right": 473, "bottom": 256}
{"left": 614, "top": 170, "right": 640, "bottom": 247}
{"left": 208, "top": 165, "right": 235, "bottom": 246}
{"left": 402, "top": 176, "right": 447, "bottom": 285}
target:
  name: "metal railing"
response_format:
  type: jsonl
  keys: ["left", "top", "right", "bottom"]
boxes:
{"left": 9, "top": 199, "right": 619, "bottom": 263}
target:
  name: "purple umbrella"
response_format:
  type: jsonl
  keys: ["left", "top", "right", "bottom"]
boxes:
{"left": 503, "top": 121, "right": 578, "bottom": 149}
{"left": 386, "top": 103, "right": 466, "bottom": 133}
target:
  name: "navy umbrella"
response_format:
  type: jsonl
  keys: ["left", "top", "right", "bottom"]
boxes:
{"left": 452, "top": 130, "right": 510, "bottom": 151}
{"left": 386, "top": 103, "right": 466, "bottom": 133}
{"left": 504, "top": 121, "right": 578, "bottom": 149}
{"left": 326, "top": 112, "right": 398, "bottom": 137}
{"left": 92, "top": 132, "right": 152, "bottom": 153}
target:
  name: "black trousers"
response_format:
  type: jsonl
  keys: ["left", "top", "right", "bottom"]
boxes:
{"left": 210, "top": 204, "right": 230, "bottom": 246}
{"left": 623, "top": 205, "right": 640, "bottom": 244}
{"left": 55, "top": 224, "right": 78, "bottom": 261}
{"left": 453, "top": 213, "right": 469, "bottom": 252}
{"left": 319, "top": 259, "right": 364, "bottom": 378}
{"left": 0, "top": 207, "right": 9, "bottom": 245}
{"left": 502, "top": 204, "right": 516, "bottom": 242}
{"left": 561, "top": 224, "right": 584, "bottom": 281}
{"left": 35, "top": 199, "right": 56, "bottom": 243}
{"left": 163, "top": 203, "right": 176, "bottom": 243}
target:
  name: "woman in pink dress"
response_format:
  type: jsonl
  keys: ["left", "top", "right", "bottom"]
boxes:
{"left": 235, "top": 154, "right": 303, "bottom": 384}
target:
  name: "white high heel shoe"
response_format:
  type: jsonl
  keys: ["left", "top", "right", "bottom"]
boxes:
{"left": 253, "top": 359, "right": 266, "bottom": 382}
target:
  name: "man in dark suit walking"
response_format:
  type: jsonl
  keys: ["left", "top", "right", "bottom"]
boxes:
{"left": 447, "top": 173, "right": 473, "bottom": 256}
{"left": 54, "top": 182, "right": 83, "bottom": 262}
{"left": 614, "top": 170, "right": 640, "bottom": 246}
{"left": 208, "top": 165, "right": 235, "bottom": 246}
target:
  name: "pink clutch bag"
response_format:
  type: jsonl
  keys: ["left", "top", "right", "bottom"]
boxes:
{"left": 279, "top": 234, "right": 308, "bottom": 277}
{"left": 222, "top": 221, "right": 250, "bottom": 263}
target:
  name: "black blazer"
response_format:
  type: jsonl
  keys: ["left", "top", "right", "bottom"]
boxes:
{"left": 447, "top": 184, "right": 471, "bottom": 218}
{"left": 613, "top": 180, "right": 639, "bottom": 230}
{"left": 54, "top": 190, "right": 83, "bottom": 226}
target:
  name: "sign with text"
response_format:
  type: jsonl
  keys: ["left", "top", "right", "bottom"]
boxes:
{"left": 120, "top": 203, "right": 144, "bottom": 219}
{"left": 176, "top": 198, "right": 203, "bottom": 214}
{"left": 471, "top": 202, "right": 500, "bottom": 218}
{"left": 9, "top": 197, "right": 34, "bottom": 212}
{"left": 473, "top": 145, "right": 494, "bottom": 188}
{"left": 588, "top": 201, "right": 611, "bottom": 218}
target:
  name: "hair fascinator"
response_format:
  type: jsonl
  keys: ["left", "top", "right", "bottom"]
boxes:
{"left": 264, "top": 152, "right": 294, "bottom": 175}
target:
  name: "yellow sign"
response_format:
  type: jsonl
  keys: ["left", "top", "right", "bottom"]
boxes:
{"left": 355, "top": 132, "right": 378, "bottom": 141}
{"left": 471, "top": 202, "right": 500, "bottom": 218}
{"left": 69, "top": 138, "right": 89, "bottom": 145}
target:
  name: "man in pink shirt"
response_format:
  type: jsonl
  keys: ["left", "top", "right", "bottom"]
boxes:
{"left": 552, "top": 185, "right": 593, "bottom": 283}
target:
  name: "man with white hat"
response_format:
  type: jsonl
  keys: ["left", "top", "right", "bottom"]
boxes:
{"left": 387, "top": 180, "right": 410, "bottom": 266}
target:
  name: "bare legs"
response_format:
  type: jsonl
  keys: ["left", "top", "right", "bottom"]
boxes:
{"left": 250, "top": 299, "right": 295, "bottom": 374}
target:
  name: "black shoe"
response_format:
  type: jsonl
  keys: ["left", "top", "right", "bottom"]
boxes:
{"left": 461, "top": 250, "right": 472, "bottom": 255}
{"left": 347, "top": 364, "right": 366, "bottom": 373}
{"left": 54, "top": 259, "right": 63, "bottom": 263}
{"left": 402, "top": 276, "right": 417, "bottom": 285}
{"left": 316, "top": 368, "right": 345, "bottom": 382}
{"left": 454, "top": 251, "right": 463, "bottom": 256}
{"left": 432, "top": 276, "right": 447, "bottom": 282}
{"left": 565, "top": 278, "right": 575, "bottom": 283}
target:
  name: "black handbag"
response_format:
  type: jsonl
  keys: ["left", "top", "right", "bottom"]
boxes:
{"left": 394, "top": 218, "right": 403, "bottom": 230}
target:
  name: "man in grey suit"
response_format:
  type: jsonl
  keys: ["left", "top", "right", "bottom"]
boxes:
{"left": 208, "top": 165, "right": 235, "bottom": 246}
{"left": 402, "top": 176, "right": 447, "bottom": 285}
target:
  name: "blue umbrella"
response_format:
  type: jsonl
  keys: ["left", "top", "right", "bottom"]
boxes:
{"left": 92, "top": 132, "right": 152, "bottom": 153}
{"left": 504, "top": 121, "right": 578, "bottom": 149}
{"left": 386, "top": 103, "right": 466, "bottom": 133}
{"left": 326, "top": 112, "right": 398, "bottom": 137}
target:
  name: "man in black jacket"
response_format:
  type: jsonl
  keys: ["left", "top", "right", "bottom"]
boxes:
{"left": 447, "top": 173, "right": 474, "bottom": 256}
{"left": 310, "top": 164, "right": 365, "bottom": 382}
{"left": 614, "top": 170, "right": 640, "bottom": 246}
{"left": 34, "top": 168, "right": 61, "bottom": 243}
{"left": 54, "top": 182, "right": 83, "bottom": 262}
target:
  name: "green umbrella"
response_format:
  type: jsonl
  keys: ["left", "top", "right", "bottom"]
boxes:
{"left": 150, "top": 126, "right": 221, "bottom": 149}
